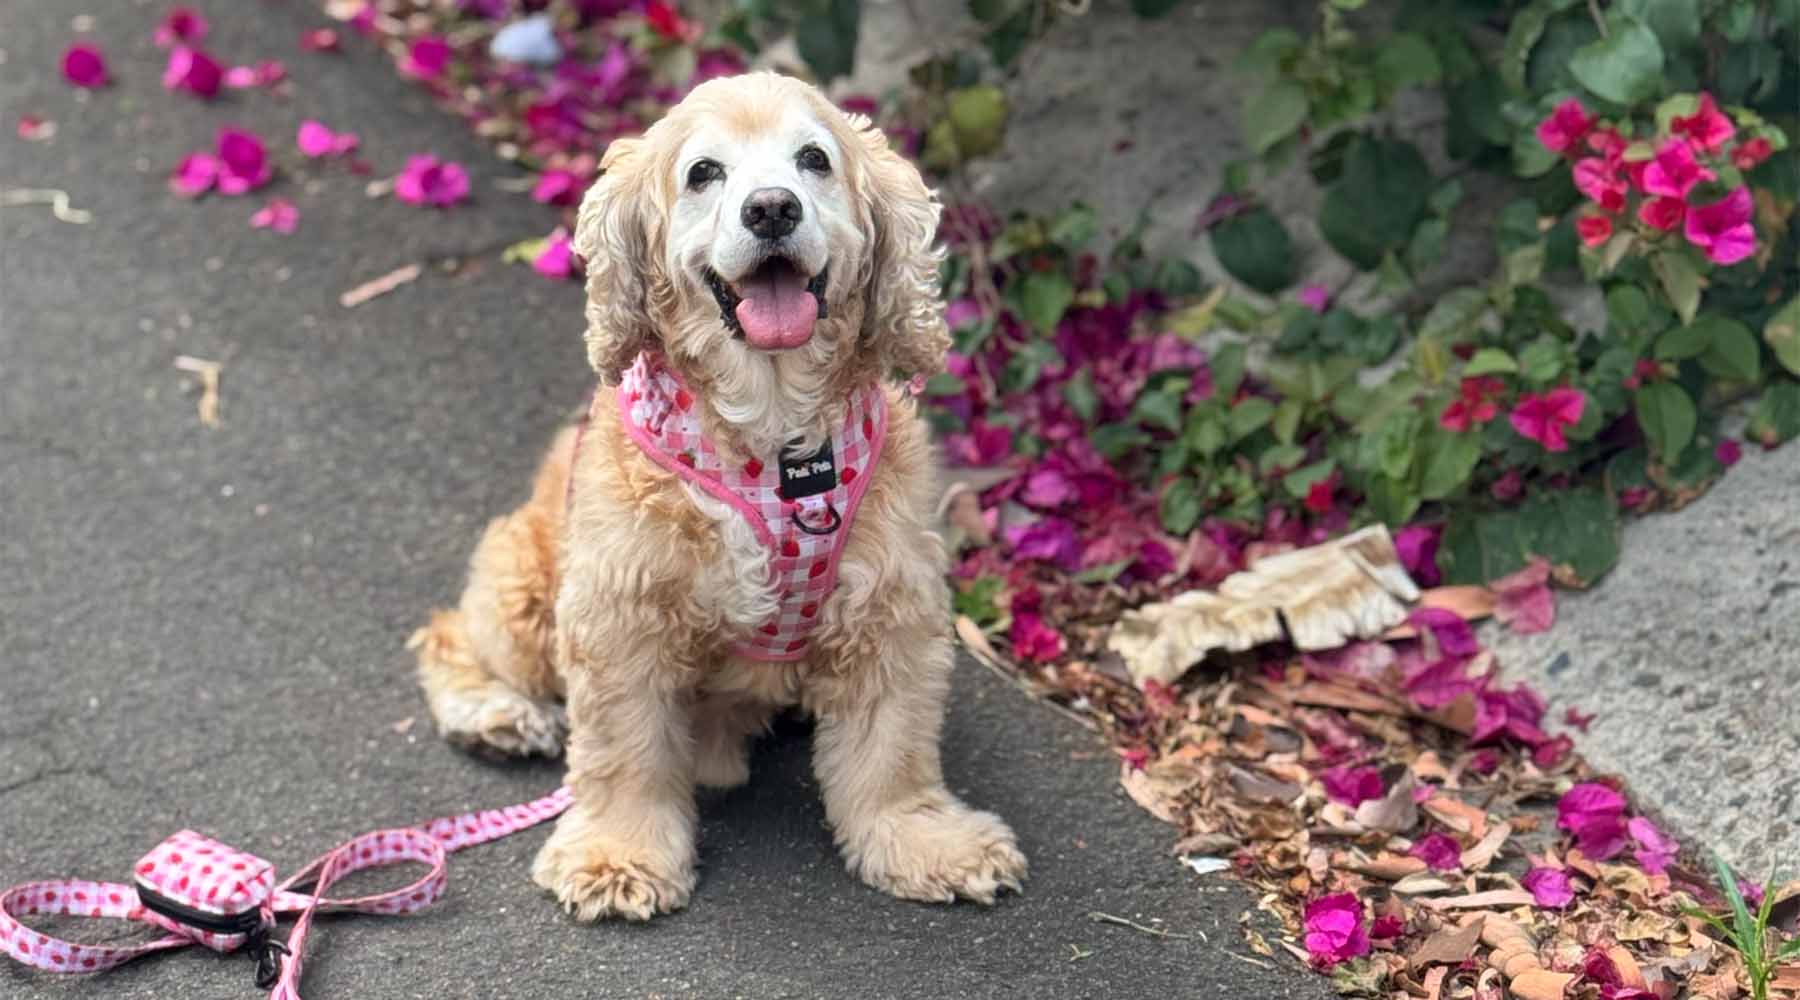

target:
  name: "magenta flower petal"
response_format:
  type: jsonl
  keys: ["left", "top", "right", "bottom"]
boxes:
{"left": 1715, "top": 439, "right": 1742, "bottom": 467}
{"left": 1535, "top": 99, "right": 1593, "bottom": 155}
{"left": 1302, "top": 893, "right": 1370, "bottom": 968}
{"left": 163, "top": 46, "right": 224, "bottom": 99}
{"left": 533, "top": 231, "right": 576, "bottom": 279}
{"left": 1320, "top": 765, "right": 1384, "bottom": 807}
{"left": 530, "top": 168, "right": 584, "bottom": 205}
{"left": 403, "top": 36, "right": 452, "bottom": 79}
{"left": 1394, "top": 524, "right": 1441, "bottom": 587}
{"left": 1671, "top": 93, "right": 1735, "bottom": 153}
{"left": 1297, "top": 284, "right": 1332, "bottom": 313}
{"left": 214, "top": 127, "right": 272, "bottom": 195}
{"left": 1557, "top": 783, "right": 1629, "bottom": 860}
{"left": 1409, "top": 606, "right": 1479, "bottom": 660}
{"left": 299, "top": 28, "right": 340, "bottom": 52}
{"left": 154, "top": 7, "right": 209, "bottom": 48}
{"left": 1410, "top": 833, "right": 1463, "bottom": 872}
{"left": 1627, "top": 817, "right": 1678, "bottom": 874}
{"left": 61, "top": 43, "right": 110, "bottom": 88}
{"left": 1641, "top": 140, "right": 1714, "bottom": 199}
{"left": 249, "top": 198, "right": 299, "bottom": 234}
{"left": 1522, "top": 867, "right": 1575, "bottom": 908}
{"left": 297, "top": 120, "right": 358, "bottom": 158}
{"left": 394, "top": 154, "right": 470, "bottom": 207}
{"left": 1008, "top": 611, "right": 1065, "bottom": 664}
{"left": 1685, "top": 187, "right": 1757, "bottom": 265}
{"left": 168, "top": 152, "right": 219, "bottom": 197}
{"left": 1491, "top": 557, "right": 1555, "bottom": 635}
{"left": 1510, "top": 387, "right": 1585, "bottom": 452}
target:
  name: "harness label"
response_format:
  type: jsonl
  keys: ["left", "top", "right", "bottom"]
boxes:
{"left": 778, "top": 441, "right": 837, "bottom": 499}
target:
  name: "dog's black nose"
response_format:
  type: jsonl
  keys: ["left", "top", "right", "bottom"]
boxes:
{"left": 741, "top": 187, "right": 802, "bottom": 240}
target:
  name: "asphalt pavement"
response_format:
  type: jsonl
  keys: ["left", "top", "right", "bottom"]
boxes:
{"left": 0, "top": 4, "right": 1331, "bottom": 998}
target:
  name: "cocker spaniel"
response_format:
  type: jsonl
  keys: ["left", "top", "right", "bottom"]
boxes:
{"left": 411, "top": 73, "right": 1026, "bottom": 921}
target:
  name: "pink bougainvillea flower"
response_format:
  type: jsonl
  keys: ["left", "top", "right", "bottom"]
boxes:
{"left": 17, "top": 115, "right": 55, "bottom": 141}
{"left": 1303, "top": 479, "right": 1334, "bottom": 515}
{"left": 1522, "top": 867, "right": 1576, "bottom": 909}
{"left": 944, "top": 297, "right": 983, "bottom": 332}
{"left": 943, "top": 418, "right": 1011, "bottom": 466}
{"left": 644, "top": 0, "right": 693, "bottom": 41}
{"left": 61, "top": 43, "right": 111, "bottom": 88}
{"left": 225, "top": 60, "right": 287, "bottom": 89}
{"left": 1641, "top": 139, "right": 1715, "bottom": 200}
{"left": 1297, "top": 284, "right": 1332, "bottom": 313}
{"left": 402, "top": 36, "right": 452, "bottom": 79}
{"left": 1685, "top": 187, "right": 1756, "bottom": 265}
{"left": 531, "top": 168, "right": 584, "bottom": 205}
{"left": 299, "top": 27, "right": 340, "bottom": 52}
{"left": 1671, "top": 93, "right": 1735, "bottom": 153}
{"left": 214, "top": 127, "right": 273, "bottom": 194}
{"left": 1320, "top": 765, "right": 1384, "bottom": 807}
{"left": 1627, "top": 816, "right": 1678, "bottom": 874}
{"left": 1637, "top": 195, "right": 1685, "bottom": 233}
{"left": 1557, "top": 782, "right": 1629, "bottom": 860}
{"left": 154, "top": 7, "right": 208, "bottom": 48}
{"left": 1536, "top": 99, "right": 1593, "bottom": 155}
{"left": 163, "top": 45, "right": 224, "bottom": 98}
{"left": 1510, "top": 387, "right": 1585, "bottom": 452}
{"left": 1573, "top": 158, "right": 1627, "bottom": 213}
{"left": 168, "top": 151, "right": 219, "bottom": 197}
{"left": 1715, "top": 439, "right": 1742, "bottom": 467}
{"left": 1410, "top": 833, "right": 1463, "bottom": 872}
{"left": 1008, "top": 611, "right": 1065, "bottom": 664}
{"left": 1020, "top": 467, "right": 1077, "bottom": 509}
{"left": 1491, "top": 557, "right": 1554, "bottom": 634}
{"left": 1586, "top": 126, "right": 1626, "bottom": 161}
{"left": 1005, "top": 517, "right": 1081, "bottom": 570}
{"left": 1732, "top": 136, "right": 1773, "bottom": 171}
{"left": 1439, "top": 375, "right": 1504, "bottom": 432}
{"left": 1303, "top": 894, "right": 1370, "bottom": 968}
{"left": 297, "top": 119, "right": 358, "bottom": 158}
{"left": 1410, "top": 606, "right": 1480, "bottom": 661}
{"left": 1576, "top": 213, "right": 1613, "bottom": 248}
{"left": 532, "top": 229, "right": 576, "bottom": 280}
{"left": 1369, "top": 914, "right": 1405, "bottom": 940}
{"left": 1394, "top": 524, "right": 1441, "bottom": 587}
{"left": 249, "top": 198, "right": 299, "bottom": 234}
{"left": 1584, "top": 948, "right": 1661, "bottom": 1000}
{"left": 394, "top": 154, "right": 470, "bottom": 207}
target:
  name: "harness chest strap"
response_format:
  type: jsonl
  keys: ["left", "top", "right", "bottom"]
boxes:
{"left": 0, "top": 786, "right": 574, "bottom": 998}
{"left": 611, "top": 352, "right": 888, "bottom": 661}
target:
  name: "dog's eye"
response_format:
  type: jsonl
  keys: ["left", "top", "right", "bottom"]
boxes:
{"left": 686, "top": 159, "right": 724, "bottom": 191}
{"left": 796, "top": 145, "right": 830, "bottom": 175}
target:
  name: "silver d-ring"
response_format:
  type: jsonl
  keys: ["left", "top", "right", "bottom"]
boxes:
{"left": 791, "top": 499, "right": 842, "bottom": 535}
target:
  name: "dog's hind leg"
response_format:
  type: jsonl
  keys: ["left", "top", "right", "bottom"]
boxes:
{"left": 412, "top": 430, "right": 576, "bottom": 758}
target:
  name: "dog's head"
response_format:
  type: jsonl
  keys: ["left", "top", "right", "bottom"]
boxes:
{"left": 571, "top": 73, "right": 947, "bottom": 395}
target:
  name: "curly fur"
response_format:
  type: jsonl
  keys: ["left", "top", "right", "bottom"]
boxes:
{"left": 414, "top": 73, "right": 1023, "bottom": 921}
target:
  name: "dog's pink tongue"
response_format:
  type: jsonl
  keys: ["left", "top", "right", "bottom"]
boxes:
{"left": 735, "top": 266, "right": 816, "bottom": 350}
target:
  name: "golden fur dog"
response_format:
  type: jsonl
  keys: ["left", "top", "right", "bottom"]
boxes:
{"left": 411, "top": 73, "right": 1026, "bottom": 921}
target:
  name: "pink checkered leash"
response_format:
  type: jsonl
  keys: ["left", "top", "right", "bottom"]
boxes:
{"left": 613, "top": 352, "right": 887, "bottom": 661}
{"left": 0, "top": 785, "right": 573, "bottom": 997}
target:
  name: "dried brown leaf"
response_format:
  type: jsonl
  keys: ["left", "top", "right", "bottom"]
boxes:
{"left": 1459, "top": 821, "right": 1512, "bottom": 872}
{"left": 1410, "top": 915, "right": 1485, "bottom": 970}
{"left": 1417, "top": 889, "right": 1536, "bottom": 910}
{"left": 1509, "top": 970, "right": 1576, "bottom": 1000}
{"left": 1356, "top": 770, "right": 1419, "bottom": 834}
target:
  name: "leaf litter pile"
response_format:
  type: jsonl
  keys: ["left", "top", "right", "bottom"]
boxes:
{"left": 959, "top": 525, "right": 1797, "bottom": 998}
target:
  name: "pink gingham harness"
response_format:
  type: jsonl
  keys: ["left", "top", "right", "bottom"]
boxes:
{"left": 613, "top": 352, "right": 887, "bottom": 661}
{"left": 1, "top": 786, "right": 572, "bottom": 997}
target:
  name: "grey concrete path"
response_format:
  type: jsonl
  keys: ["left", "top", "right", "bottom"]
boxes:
{"left": 0, "top": 3, "right": 1329, "bottom": 998}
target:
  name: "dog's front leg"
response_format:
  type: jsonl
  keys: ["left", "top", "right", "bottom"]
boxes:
{"left": 532, "top": 615, "right": 698, "bottom": 922}
{"left": 809, "top": 624, "right": 1027, "bottom": 905}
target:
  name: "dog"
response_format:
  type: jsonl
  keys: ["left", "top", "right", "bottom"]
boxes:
{"left": 411, "top": 73, "right": 1026, "bottom": 921}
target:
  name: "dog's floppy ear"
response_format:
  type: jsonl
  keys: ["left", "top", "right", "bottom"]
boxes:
{"left": 853, "top": 121, "right": 949, "bottom": 382}
{"left": 572, "top": 137, "right": 662, "bottom": 384}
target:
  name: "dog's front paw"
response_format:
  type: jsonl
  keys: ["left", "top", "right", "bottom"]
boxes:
{"left": 844, "top": 800, "right": 1027, "bottom": 905}
{"left": 432, "top": 685, "right": 566, "bottom": 759}
{"left": 531, "top": 822, "right": 695, "bottom": 922}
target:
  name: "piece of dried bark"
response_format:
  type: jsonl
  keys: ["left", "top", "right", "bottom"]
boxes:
{"left": 340, "top": 263, "right": 421, "bottom": 307}
{"left": 173, "top": 355, "right": 222, "bottom": 426}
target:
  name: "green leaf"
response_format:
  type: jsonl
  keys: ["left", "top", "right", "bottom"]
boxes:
{"left": 1015, "top": 271, "right": 1074, "bottom": 335}
{"left": 1568, "top": 17, "right": 1665, "bottom": 105}
{"left": 1273, "top": 398, "right": 1304, "bottom": 445}
{"left": 1519, "top": 489, "right": 1622, "bottom": 585}
{"left": 1501, "top": 1, "right": 1553, "bottom": 92}
{"left": 1211, "top": 207, "right": 1295, "bottom": 294}
{"left": 1748, "top": 380, "right": 1800, "bottom": 446}
{"left": 1047, "top": 202, "right": 1098, "bottom": 251}
{"left": 1635, "top": 382, "right": 1698, "bottom": 466}
{"left": 1318, "top": 136, "right": 1431, "bottom": 270}
{"left": 1464, "top": 348, "right": 1519, "bottom": 376}
{"left": 1406, "top": 218, "right": 1449, "bottom": 278}
{"left": 1092, "top": 422, "right": 1152, "bottom": 459}
{"left": 1652, "top": 251, "right": 1702, "bottom": 326}
{"left": 1418, "top": 287, "right": 1490, "bottom": 343}
{"left": 1655, "top": 321, "right": 1711, "bottom": 361}
{"left": 1282, "top": 459, "right": 1336, "bottom": 499}
{"left": 1419, "top": 427, "right": 1481, "bottom": 500}
{"left": 1243, "top": 80, "right": 1310, "bottom": 156}
{"left": 1152, "top": 258, "right": 1203, "bottom": 297}
{"left": 1259, "top": 443, "right": 1307, "bottom": 475}
{"left": 1764, "top": 297, "right": 1800, "bottom": 376}
{"left": 922, "top": 372, "right": 965, "bottom": 396}
{"left": 952, "top": 576, "right": 1004, "bottom": 624}
{"left": 1210, "top": 342, "right": 1247, "bottom": 399}
{"left": 1439, "top": 510, "right": 1529, "bottom": 584}
{"left": 1184, "top": 413, "right": 1227, "bottom": 458}
{"left": 999, "top": 338, "right": 1059, "bottom": 393}
{"left": 1159, "top": 476, "right": 1202, "bottom": 534}
{"left": 1228, "top": 397, "right": 1276, "bottom": 440}
{"left": 794, "top": 0, "right": 861, "bottom": 82}
{"left": 946, "top": 84, "right": 1008, "bottom": 157}
{"left": 1429, "top": 179, "right": 1465, "bottom": 217}
{"left": 1519, "top": 338, "right": 1565, "bottom": 383}
{"left": 1373, "top": 32, "right": 1442, "bottom": 90}
{"left": 1062, "top": 369, "right": 1099, "bottom": 423}
{"left": 1132, "top": 389, "right": 1184, "bottom": 433}
{"left": 1376, "top": 408, "right": 1424, "bottom": 482}
{"left": 1503, "top": 242, "right": 1547, "bottom": 288}
{"left": 1235, "top": 28, "right": 1301, "bottom": 78}
{"left": 1697, "top": 317, "right": 1761, "bottom": 382}
{"left": 1620, "top": 0, "right": 1702, "bottom": 52}
{"left": 1605, "top": 285, "right": 1655, "bottom": 334}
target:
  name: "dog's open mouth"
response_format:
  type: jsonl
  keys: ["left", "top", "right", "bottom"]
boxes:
{"left": 706, "top": 257, "right": 829, "bottom": 351}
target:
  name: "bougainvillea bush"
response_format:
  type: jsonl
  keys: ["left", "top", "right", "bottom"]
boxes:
{"left": 928, "top": 0, "right": 1799, "bottom": 666}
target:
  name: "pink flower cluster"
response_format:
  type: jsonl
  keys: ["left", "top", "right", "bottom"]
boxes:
{"left": 1555, "top": 782, "right": 1679, "bottom": 872}
{"left": 169, "top": 127, "right": 273, "bottom": 197}
{"left": 1539, "top": 95, "right": 1765, "bottom": 265}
